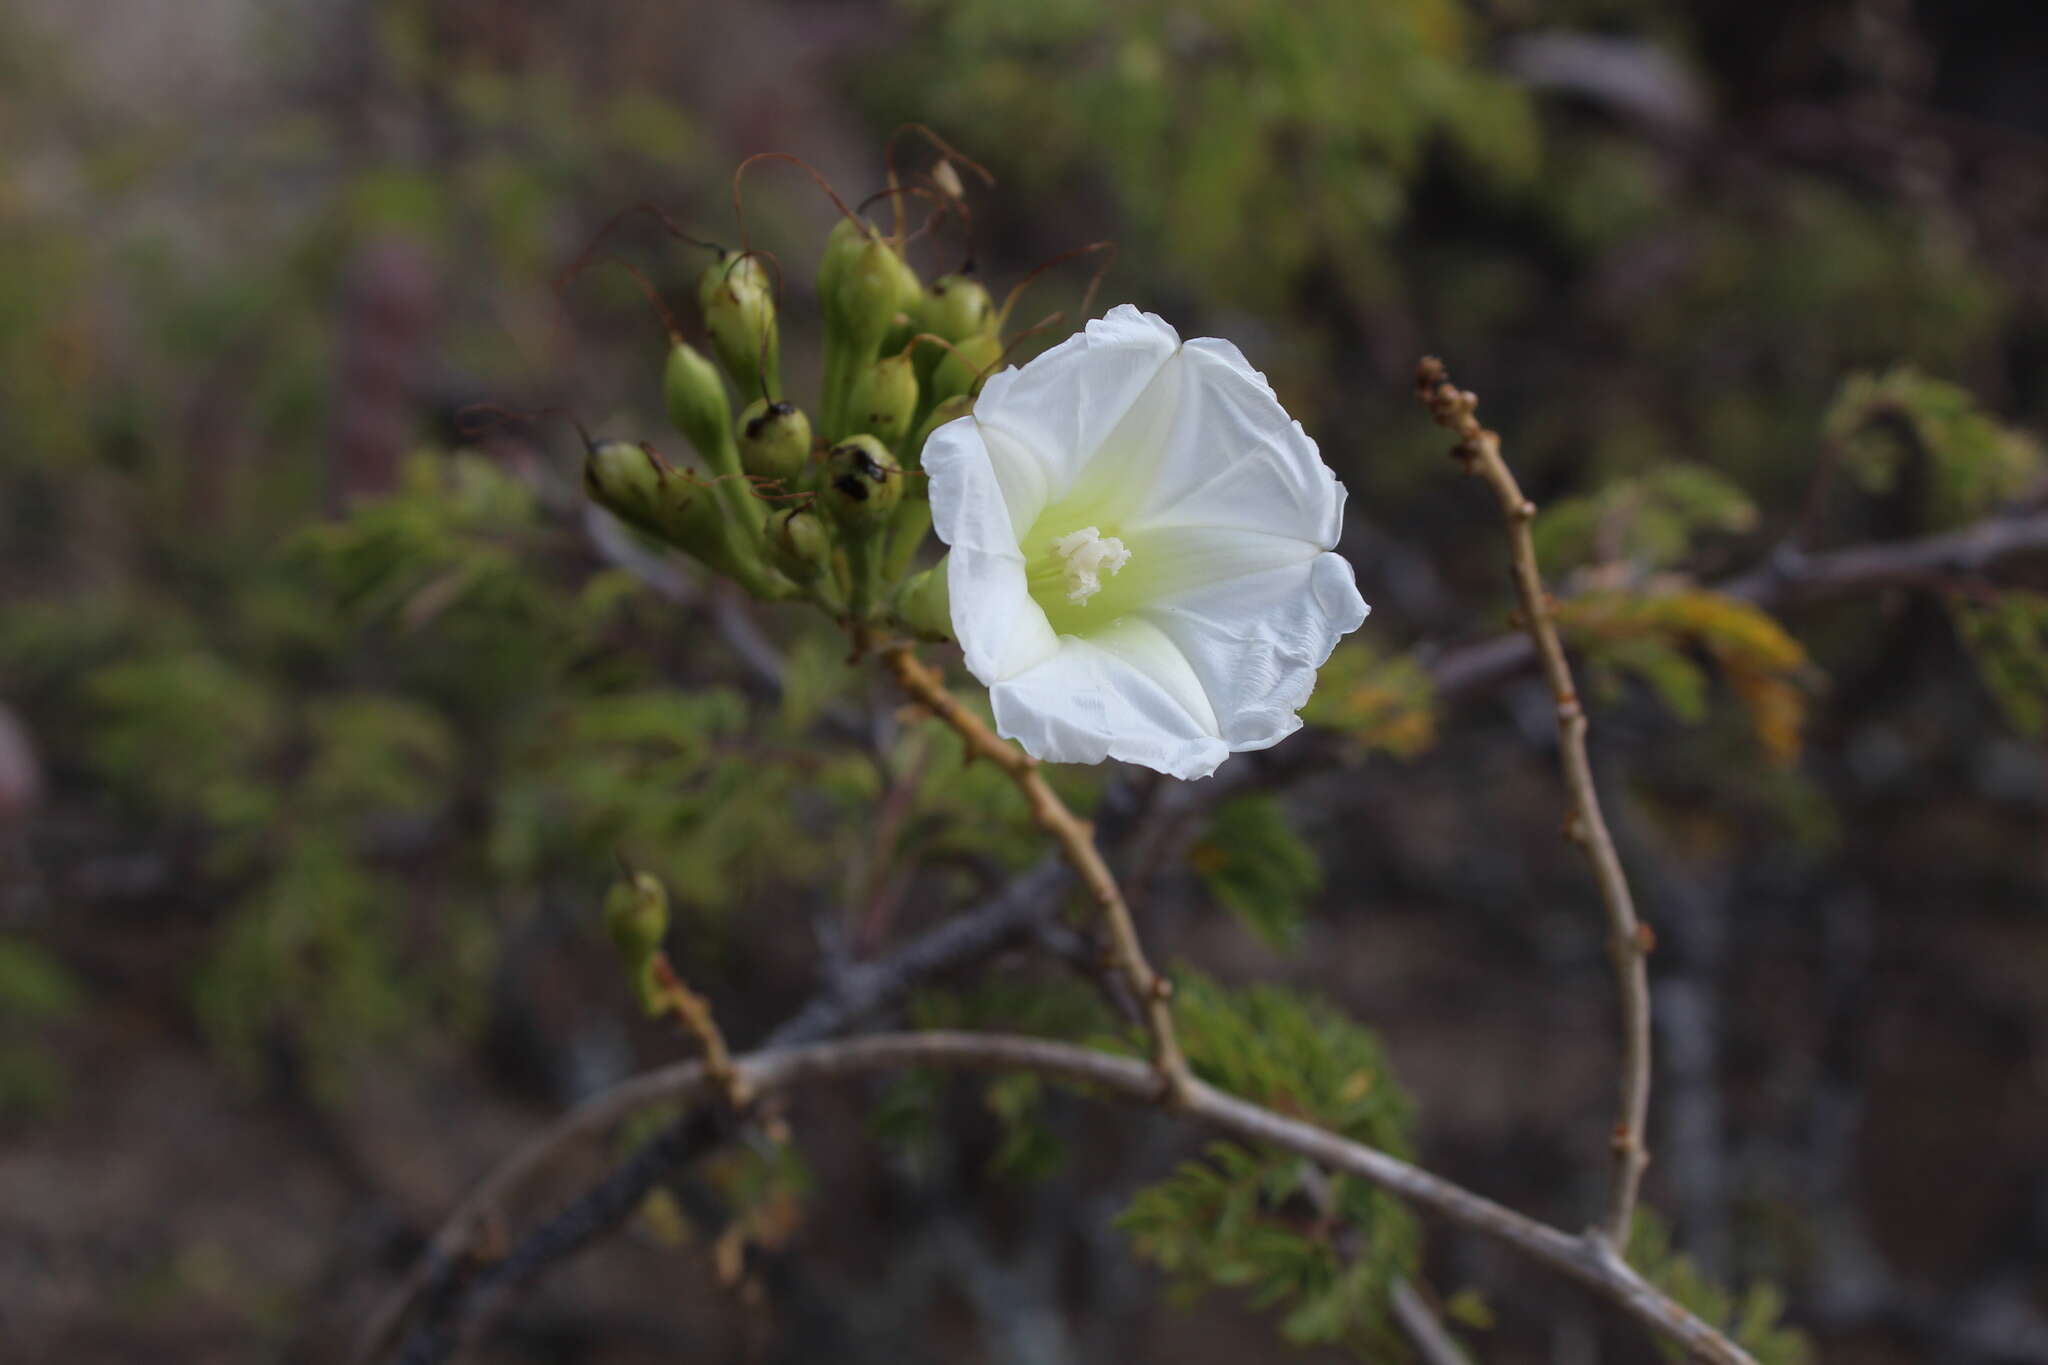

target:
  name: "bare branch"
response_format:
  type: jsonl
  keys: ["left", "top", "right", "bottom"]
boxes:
{"left": 1428, "top": 507, "right": 2048, "bottom": 705}
{"left": 1416, "top": 357, "right": 1654, "bottom": 1248}
{"left": 391, "top": 1031, "right": 1761, "bottom": 1365}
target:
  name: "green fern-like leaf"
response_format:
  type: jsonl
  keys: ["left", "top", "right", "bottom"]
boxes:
{"left": 1627, "top": 1208, "right": 1813, "bottom": 1365}
{"left": 1949, "top": 590, "right": 2048, "bottom": 736}
{"left": 1116, "top": 975, "right": 1419, "bottom": 1356}
{"left": 1825, "top": 367, "right": 2042, "bottom": 527}
{"left": 1533, "top": 462, "right": 1757, "bottom": 573}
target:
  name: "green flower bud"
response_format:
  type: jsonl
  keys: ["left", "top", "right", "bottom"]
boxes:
{"left": 914, "top": 273, "right": 995, "bottom": 343}
{"left": 738, "top": 398, "right": 812, "bottom": 490}
{"left": 907, "top": 393, "right": 974, "bottom": 473}
{"left": 699, "top": 252, "right": 781, "bottom": 401}
{"left": 584, "top": 438, "right": 666, "bottom": 531}
{"left": 663, "top": 340, "right": 736, "bottom": 474}
{"left": 816, "top": 216, "right": 869, "bottom": 305}
{"left": 823, "top": 226, "right": 919, "bottom": 357}
{"left": 929, "top": 331, "right": 1004, "bottom": 405}
{"left": 891, "top": 564, "right": 953, "bottom": 641}
{"left": 821, "top": 435, "right": 903, "bottom": 530}
{"left": 767, "top": 506, "right": 831, "bottom": 585}
{"left": 604, "top": 870, "right": 669, "bottom": 966}
{"left": 584, "top": 440, "right": 736, "bottom": 574}
{"left": 845, "top": 353, "right": 919, "bottom": 447}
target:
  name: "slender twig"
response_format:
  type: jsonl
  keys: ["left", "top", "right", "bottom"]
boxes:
{"left": 1391, "top": 1276, "right": 1477, "bottom": 1365}
{"left": 880, "top": 643, "right": 1194, "bottom": 1105}
{"left": 396, "top": 1031, "right": 1759, "bottom": 1365}
{"left": 1416, "top": 357, "right": 1654, "bottom": 1248}
{"left": 648, "top": 955, "right": 748, "bottom": 1107}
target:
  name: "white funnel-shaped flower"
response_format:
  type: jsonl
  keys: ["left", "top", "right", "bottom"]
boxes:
{"left": 923, "top": 305, "right": 1368, "bottom": 780}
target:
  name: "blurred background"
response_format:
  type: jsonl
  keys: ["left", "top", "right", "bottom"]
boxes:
{"left": 3, "top": 0, "right": 2046, "bottom": 1361}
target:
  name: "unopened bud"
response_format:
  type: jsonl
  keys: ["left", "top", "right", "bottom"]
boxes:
{"left": 584, "top": 440, "right": 734, "bottom": 571}
{"left": 816, "top": 216, "right": 869, "bottom": 304}
{"left": 738, "top": 399, "right": 812, "bottom": 490}
{"left": 822, "top": 435, "right": 903, "bottom": 529}
{"left": 699, "top": 252, "right": 781, "bottom": 401}
{"left": 604, "top": 870, "right": 669, "bottom": 966}
{"left": 823, "top": 224, "right": 920, "bottom": 357}
{"left": 892, "top": 564, "right": 953, "bottom": 641}
{"left": 846, "top": 353, "right": 919, "bottom": 447}
{"left": 915, "top": 273, "right": 995, "bottom": 344}
{"left": 768, "top": 507, "right": 831, "bottom": 584}
{"left": 929, "top": 331, "right": 1003, "bottom": 404}
{"left": 584, "top": 438, "right": 668, "bottom": 532}
{"left": 663, "top": 340, "right": 735, "bottom": 473}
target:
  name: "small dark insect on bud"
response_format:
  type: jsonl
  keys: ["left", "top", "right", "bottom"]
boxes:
{"left": 821, "top": 435, "right": 903, "bottom": 530}
{"left": 737, "top": 398, "right": 812, "bottom": 489}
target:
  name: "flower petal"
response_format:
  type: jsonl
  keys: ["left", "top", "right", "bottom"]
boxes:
{"left": 924, "top": 418, "right": 1059, "bottom": 683}
{"left": 973, "top": 305, "right": 1183, "bottom": 503}
{"left": 990, "top": 619, "right": 1228, "bottom": 781}
{"left": 1137, "top": 550, "right": 1367, "bottom": 752}
{"left": 1112, "top": 523, "right": 1327, "bottom": 607}
{"left": 1126, "top": 336, "right": 1346, "bottom": 548}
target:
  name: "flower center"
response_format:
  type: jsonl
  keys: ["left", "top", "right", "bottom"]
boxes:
{"left": 1049, "top": 526, "right": 1130, "bottom": 604}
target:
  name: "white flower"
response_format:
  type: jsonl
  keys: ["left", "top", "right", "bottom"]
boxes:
{"left": 922, "top": 305, "right": 1368, "bottom": 780}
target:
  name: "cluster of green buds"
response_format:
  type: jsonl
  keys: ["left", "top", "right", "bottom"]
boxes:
{"left": 581, "top": 204, "right": 1011, "bottom": 644}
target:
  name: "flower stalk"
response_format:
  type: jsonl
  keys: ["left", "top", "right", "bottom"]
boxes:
{"left": 881, "top": 644, "right": 1193, "bottom": 1105}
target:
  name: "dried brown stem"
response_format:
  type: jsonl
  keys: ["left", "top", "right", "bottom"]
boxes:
{"left": 880, "top": 644, "right": 1194, "bottom": 1106}
{"left": 1416, "top": 357, "right": 1654, "bottom": 1249}
{"left": 649, "top": 955, "right": 748, "bottom": 1107}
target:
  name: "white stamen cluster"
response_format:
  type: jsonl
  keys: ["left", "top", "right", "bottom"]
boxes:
{"left": 1051, "top": 526, "right": 1131, "bottom": 603}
